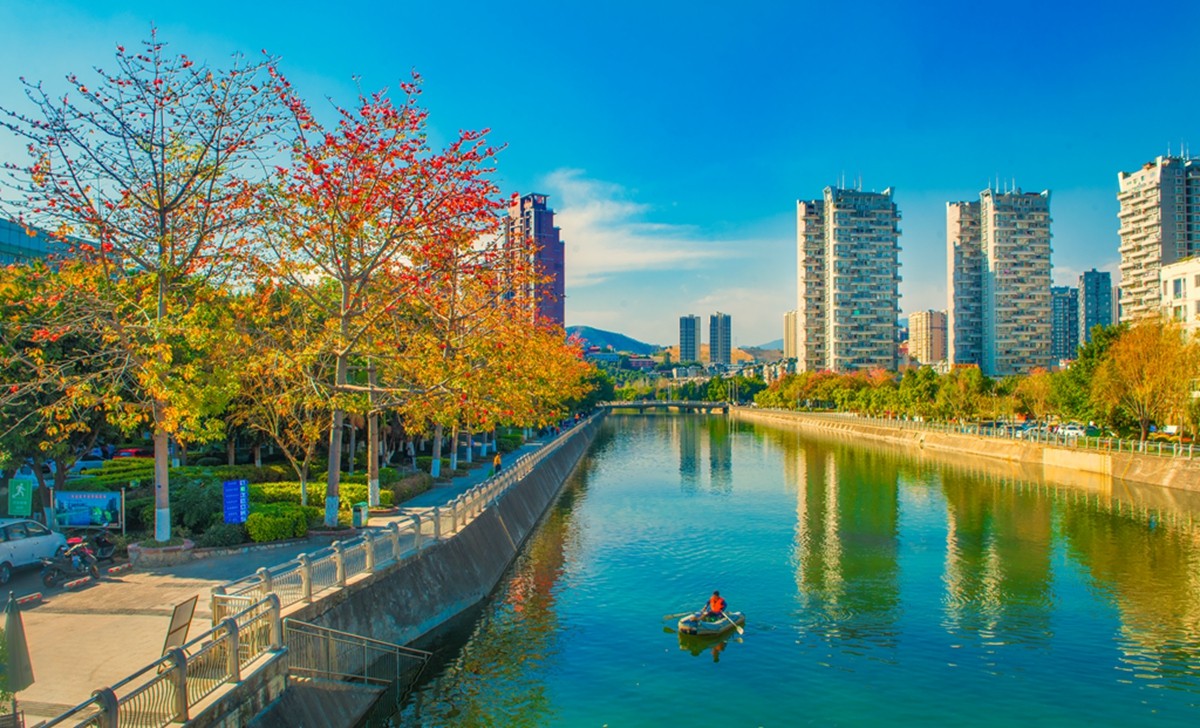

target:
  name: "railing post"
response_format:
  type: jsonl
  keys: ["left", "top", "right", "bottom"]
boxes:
{"left": 389, "top": 522, "right": 402, "bottom": 561}
{"left": 411, "top": 514, "right": 423, "bottom": 549}
{"left": 210, "top": 584, "right": 227, "bottom": 626}
{"left": 256, "top": 566, "right": 273, "bottom": 595}
{"left": 91, "top": 687, "right": 119, "bottom": 728}
{"left": 333, "top": 541, "right": 347, "bottom": 586}
{"left": 433, "top": 506, "right": 442, "bottom": 539}
{"left": 364, "top": 530, "right": 376, "bottom": 573}
{"left": 221, "top": 618, "right": 242, "bottom": 682}
{"left": 450, "top": 499, "right": 458, "bottom": 533}
{"left": 167, "top": 646, "right": 190, "bottom": 721}
{"left": 297, "top": 553, "right": 312, "bottom": 603}
{"left": 267, "top": 593, "right": 282, "bottom": 649}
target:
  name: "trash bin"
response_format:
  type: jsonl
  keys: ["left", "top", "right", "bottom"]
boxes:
{"left": 352, "top": 502, "right": 369, "bottom": 528}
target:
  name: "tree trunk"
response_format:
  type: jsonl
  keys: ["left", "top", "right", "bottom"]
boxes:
{"left": 325, "top": 353, "right": 349, "bottom": 528}
{"left": 227, "top": 438, "right": 237, "bottom": 466}
{"left": 430, "top": 423, "right": 443, "bottom": 478}
{"left": 462, "top": 428, "right": 472, "bottom": 464}
{"left": 253, "top": 443, "right": 262, "bottom": 467}
{"left": 347, "top": 423, "right": 357, "bottom": 475}
{"left": 153, "top": 404, "right": 171, "bottom": 543}
{"left": 367, "top": 363, "right": 380, "bottom": 507}
{"left": 449, "top": 425, "right": 460, "bottom": 470}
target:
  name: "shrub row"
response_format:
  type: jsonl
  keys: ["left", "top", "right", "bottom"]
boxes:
{"left": 245, "top": 503, "right": 320, "bottom": 542}
{"left": 248, "top": 482, "right": 394, "bottom": 509}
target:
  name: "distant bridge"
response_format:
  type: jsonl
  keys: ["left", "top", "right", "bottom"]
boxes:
{"left": 598, "top": 400, "right": 729, "bottom": 414}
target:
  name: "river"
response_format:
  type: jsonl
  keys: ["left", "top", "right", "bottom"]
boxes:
{"left": 395, "top": 413, "right": 1200, "bottom": 726}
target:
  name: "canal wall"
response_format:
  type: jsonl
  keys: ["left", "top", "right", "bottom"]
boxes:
{"left": 730, "top": 408, "right": 1200, "bottom": 496}
{"left": 284, "top": 415, "right": 602, "bottom": 646}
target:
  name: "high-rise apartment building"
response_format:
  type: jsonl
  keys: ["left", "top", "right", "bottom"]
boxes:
{"left": 796, "top": 186, "right": 901, "bottom": 372}
{"left": 948, "top": 188, "right": 1052, "bottom": 377}
{"left": 783, "top": 309, "right": 797, "bottom": 359}
{"left": 1077, "top": 268, "right": 1113, "bottom": 345}
{"left": 505, "top": 193, "right": 565, "bottom": 326}
{"left": 796, "top": 200, "right": 826, "bottom": 371}
{"left": 679, "top": 314, "right": 701, "bottom": 363}
{"left": 709, "top": 312, "right": 731, "bottom": 367}
{"left": 947, "top": 202, "right": 983, "bottom": 366}
{"left": 908, "top": 310, "right": 946, "bottom": 365}
{"left": 1117, "top": 155, "right": 1200, "bottom": 322}
{"left": 1050, "top": 286, "right": 1079, "bottom": 362}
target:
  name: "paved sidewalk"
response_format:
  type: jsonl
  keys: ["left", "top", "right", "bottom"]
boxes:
{"left": 12, "top": 437, "right": 546, "bottom": 726}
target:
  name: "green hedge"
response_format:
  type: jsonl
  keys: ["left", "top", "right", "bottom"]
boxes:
{"left": 248, "top": 481, "right": 393, "bottom": 510}
{"left": 496, "top": 434, "right": 524, "bottom": 453}
{"left": 246, "top": 503, "right": 314, "bottom": 542}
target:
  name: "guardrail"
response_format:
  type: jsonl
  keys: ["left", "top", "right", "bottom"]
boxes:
{"left": 40, "top": 595, "right": 282, "bottom": 728}
{"left": 797, "top": 411, "right": 1196, "bottom": 459}
{"left": 284, "top": 618, "right": 430, "bottom": 685}
{"left": 210, "top": 414, "right": 600, "bottom": 623}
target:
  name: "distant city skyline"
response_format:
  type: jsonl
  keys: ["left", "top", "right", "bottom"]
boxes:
{"left": 0, "top": 1, "right": 1196, "bottom": 346}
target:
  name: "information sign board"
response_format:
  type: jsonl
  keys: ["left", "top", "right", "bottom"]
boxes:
{"left": 223, "top": 479, "right": 249, "bottom": 524}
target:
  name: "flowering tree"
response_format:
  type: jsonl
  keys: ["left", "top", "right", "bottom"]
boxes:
{"left": 262, "top": 75, "right": 502, "bottom": 527}
{"left": 0, "top": 33, "right": 282, "bottom": 541}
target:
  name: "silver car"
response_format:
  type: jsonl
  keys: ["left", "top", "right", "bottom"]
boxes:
{"left": 0, "top": 517, "right": 68, "bottom": 584}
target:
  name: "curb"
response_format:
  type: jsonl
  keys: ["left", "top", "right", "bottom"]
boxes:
{"left": 16, "top": 592, "right": 43, "bottom": 606}
{"left": 108, "top": 563, "right": 133, "bottom": 575}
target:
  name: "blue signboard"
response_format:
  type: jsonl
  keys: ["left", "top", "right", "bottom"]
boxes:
{"left": 223, "top": 479, "right": 249, "bottom": 524}
{"left": 54, "top": 491, "right": 121, "bottom": 528}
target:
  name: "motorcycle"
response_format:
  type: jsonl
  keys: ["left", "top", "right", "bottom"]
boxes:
{"left": 81, "top": 529, "right": 116, "bottom": 563}
{"left": 41, "top": 541, "right": 100, "bottom": 588}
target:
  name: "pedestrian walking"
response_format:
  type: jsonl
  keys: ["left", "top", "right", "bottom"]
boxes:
{"left": 492, "top": 451, "right": 502, "bottom": 475}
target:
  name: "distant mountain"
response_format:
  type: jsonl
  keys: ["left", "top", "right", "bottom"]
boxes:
{"left": 567, "top": 326, "right": 659, "bottom": 356}
{"left": 756, "top": 338, "right": 784, "bottom": 350}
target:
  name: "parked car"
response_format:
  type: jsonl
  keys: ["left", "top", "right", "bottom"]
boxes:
{"left": 115, "top": 447, "right": 154, "bottom": 458}
{"left": 0, "top": 517, "right": 68, "bottom": 584}
{"left": 1059, "top": 424, "right": 1086, "bottom": 438}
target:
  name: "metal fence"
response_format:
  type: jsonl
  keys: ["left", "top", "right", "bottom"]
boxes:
{"left": 284, "top": 618, "right": 430, "bottom": 686}
{"left": 795, "top": 411, "right": 1197, "bottom": 459}
{"left": 40, "top": 595, "right": 282, "bottom": 728}
{"left": 210, "top": 415, "right": 596, "bottom": 623}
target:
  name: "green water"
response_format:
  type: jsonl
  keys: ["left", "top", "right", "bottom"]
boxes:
{"left": 398, "top": 415, "right": 1200, "bottom": 726}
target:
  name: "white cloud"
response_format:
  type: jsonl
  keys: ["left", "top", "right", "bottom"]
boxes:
{"left": 540, "top": 169, "right": 725, "bottom": 287}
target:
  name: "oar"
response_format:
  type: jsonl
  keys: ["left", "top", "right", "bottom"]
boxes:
{"left": 663, "top": 611, "right": 694, "bottom": 620}
{"left": 721, "top": 610, "right": 744, "bottom": 635}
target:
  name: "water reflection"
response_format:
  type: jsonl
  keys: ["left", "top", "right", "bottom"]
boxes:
{"left": 671, "top": 415, "right": 733, "bottom": 494}
{"left": 1061, "top": 496, "right": 1200, "bottom": 690}
{"left": 941, "top": 472, "right": 1054, "bottom": 648}
{"left": 792, "top": 441, "right": 901, "bottom": 652}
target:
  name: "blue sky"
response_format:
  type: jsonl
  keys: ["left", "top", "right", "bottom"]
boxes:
{"left": 2, "top": 1, "right": 1197, "bottom": 347}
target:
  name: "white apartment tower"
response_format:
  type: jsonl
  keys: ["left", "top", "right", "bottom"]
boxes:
{"left": 796, "top": 186, "right": 901, "bottom": 372}
{"left": 796, "top": 200, "right": 826, "bottom": 371}
{"left": 981, "top": 189, "right": 1053, "bottom": 376}
{"left": 947, "top": 201, "right": 982, "bottom": 366}
{"left": 783, "top": 309, "right": 798, "bottom": 359}
{"left": 908, "top": 310, "right": 947, "bottom": 365}
{"left": 1117, "top": 155, "right": 1200, "bottom": 322}
{"left": 947, "top": 189, "right": 1053, "bottom": 377}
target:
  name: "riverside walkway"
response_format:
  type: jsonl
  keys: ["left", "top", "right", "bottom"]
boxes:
{"left": 12, "top": 438, "right": 548, "bottom": 727}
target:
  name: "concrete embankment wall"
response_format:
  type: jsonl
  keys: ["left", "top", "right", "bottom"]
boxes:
{"left": 730, "top": 408, "right": 1200, "bottom": 496}
{"left": 287, "top": 416, "right": 601, "bottom": 646}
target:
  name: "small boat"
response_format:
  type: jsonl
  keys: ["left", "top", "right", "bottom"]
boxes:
{"left": 677, "top": 611, "right": 745, "bottom": 636}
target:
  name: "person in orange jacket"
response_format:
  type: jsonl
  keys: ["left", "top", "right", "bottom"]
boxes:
{"left": 700, "top": 590, "right": 727, "bottom": 621}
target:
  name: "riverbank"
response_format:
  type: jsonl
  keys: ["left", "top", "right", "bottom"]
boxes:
{"left": 729, "top": 407, "right": 1200, "bottom": 495}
